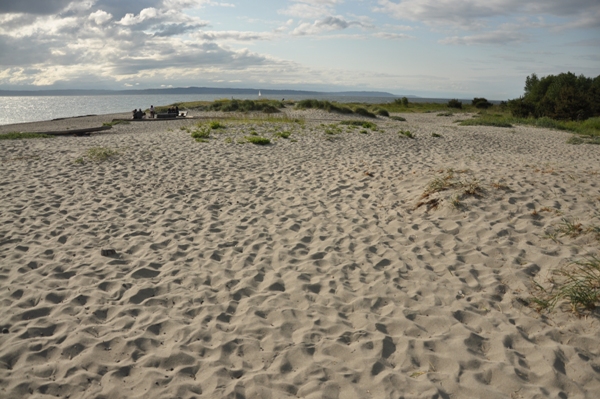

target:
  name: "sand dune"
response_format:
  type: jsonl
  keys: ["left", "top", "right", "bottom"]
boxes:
{"left": 1, "top": 110, "right": 599, "bottom": 398}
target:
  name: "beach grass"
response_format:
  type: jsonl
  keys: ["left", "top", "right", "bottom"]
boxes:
{"left": 532, "top": 256, "right": 600, "bottom": 314}
{"left": 245, "top": 136, "right": 271, "bottom": 145}
{"left": 0, "top": 132, "right": 55, "bottom": 140}
{"left": 80, "top": 147, "right": 119, "bottom": 162}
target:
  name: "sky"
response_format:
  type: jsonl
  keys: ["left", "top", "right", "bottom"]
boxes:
{"left": 0, "top": 0, "right": 598, "bottom": 99}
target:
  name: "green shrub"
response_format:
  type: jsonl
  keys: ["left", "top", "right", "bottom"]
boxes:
{"left": 394, "top": 97, "right": 409, "bottom": 106}
{"left": 390, "top": 116, "right": 406, "bottom": 121}
{"left": 275, "top": 131, "right": 291, "bottom": 139}
{"left": 354, "top": 107, "right": 377, "bottom": 118}
{"left": 209, "top": 121, "right": 226, "bottom": 129}
{"left": 448, "top": 99, "right": 462, "bottom": 109}
{"left": 472, "top": 97, "right": 493, "bottom": 109}
{"left": 376, "top": 109, "right": 390, "bottom": 117}
{"left": 245, "top": 136, "right": 271, "bottom": 145}
{"left": 191, "top": 126, "right": 211, "bottom": 139}
{"left": 437, "top": 112, "right": 453, "bottom": 117}
{"left": 399, "top": 130, "right": 414, "bottom": 138}
{"left": 432, "top": 133, "right": 442, "bottom": 138}
{"left": 340, "top": 120, "right": 378, "bottom": 129}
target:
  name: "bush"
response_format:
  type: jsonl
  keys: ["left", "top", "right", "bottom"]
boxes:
{"left": 448, "top": 99, "right": 462, "bottom": 109}
{"left": 393, "top": 97, "right": 409, "bottom": 106}
{"left": 390, "top": 116, "right": 406, "bottom": 121}
{"left": 246, "top": 136, "right": 271, "bottom": 145}
{"left": 354, "top": 107, "right": 377, "bottom": 118}
{"left": 472, "top": 97, "right": 493, "bottom": 109}
{"left": 376, "top": 109, "right": 390, "bottom": 117}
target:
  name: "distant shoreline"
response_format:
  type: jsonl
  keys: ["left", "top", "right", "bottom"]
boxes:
{"left": 0, "top": 87, "right": 405, "bottom": 98}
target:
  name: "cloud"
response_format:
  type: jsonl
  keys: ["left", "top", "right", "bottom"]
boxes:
{"left": 292, "top": 16, "right": 372, "bottom": 35}
{"left": 440, "top": 26, "right": 527, "bottom": 45}
{"left": 89, "top": 10, "right": 113, "bottom": 25}
{"left": 375, "top": 0, "right": 600, "bottom": 30}
{"left": 0, "top": 0, "right": 73, "bottom": 15}
{"left": 372, "top": 32, "right": 414, "bottom": 40}
{"left": 195, "top": 31, "right": 276, "bottom": 42}
{"left": 279, "top": 0, "right": 344, "bottom": 19}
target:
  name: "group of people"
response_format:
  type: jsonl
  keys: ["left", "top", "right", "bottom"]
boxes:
{"left": 132, "top": 109, "right": 146, "bottom": 119}
{"left": 132, "top": 105, "right": 182, "bottom": 119}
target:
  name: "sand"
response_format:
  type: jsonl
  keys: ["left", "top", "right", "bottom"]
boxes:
{"left": 1, "top": 109, "right": 599, "bottom": 399}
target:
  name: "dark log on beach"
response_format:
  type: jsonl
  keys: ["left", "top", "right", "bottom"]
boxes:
{"left": 31, "top": 125, "right": 112, "bottom": 136}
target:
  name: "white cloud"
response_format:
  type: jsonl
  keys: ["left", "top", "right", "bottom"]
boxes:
{"left": 440, "top": 29, "right": 527, "bottom": 45}
{"left": 89, "top": 10, "right": 113, "bottom": 25}
{"left": 375, "top": 0, "right": 600, "bottom": 30}
{"left": 279, "top": 0, "right": 344, "bottom": 19}
{"left": 291, "top": 16, "right": 372, "bottom": 35}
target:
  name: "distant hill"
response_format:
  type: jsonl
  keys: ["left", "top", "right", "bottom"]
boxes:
{"left": 0, "top": 87, "right": 413, "bottom": 98}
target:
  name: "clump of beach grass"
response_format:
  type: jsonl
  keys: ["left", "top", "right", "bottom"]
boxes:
{"left": 274, "top": 131, "right": 291, "bottom": 139}
{"left": 399, "top": 130, "right": 414, "bottom": 138}
{"left": 0, "top": 132, "right": 54, "bottom": 140}
{"left": 340, "top": 120, "right": 378, "bottom": 130}
{"left": 245, "top": 136, "right": 271, "bottom": 145}
{"left": 75, "top": 147, "right": 119, "bottom": 163}
{"left": 390, "top": 116, "right": 406, "bottom": 122}
{"left": 354, "top": 107, "right": 377, "bottom": 118}
{"left": 191, "top": 125, "right": 211, "bottom": 142}
{"left": 531, "top": 256, "right": 600, "bottom": 314}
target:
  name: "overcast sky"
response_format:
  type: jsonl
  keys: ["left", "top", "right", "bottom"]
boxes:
{"left": 0, "top": 0, "right": 598, "bottom": 99}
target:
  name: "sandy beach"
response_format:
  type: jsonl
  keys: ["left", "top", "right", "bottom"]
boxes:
{"left": 1, "top": 109, "right": 599, "bottom": 399}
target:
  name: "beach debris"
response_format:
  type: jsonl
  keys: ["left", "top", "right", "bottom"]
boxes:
{"left": 101, "top": 249, "right": 117, "bottom": 257}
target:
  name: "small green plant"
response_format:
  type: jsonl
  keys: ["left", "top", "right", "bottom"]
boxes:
{"left": 275, "top": 131, "right": 291, "bottom": 139}
{"left": 224, "top": 137, "right": 233, "bottom": 144}
{"left": 390, "top": 116, "right": 406, "bottom": 122}
{"left": 86, "top": 147, "right": 119, "bottom": 162}
{"left": 531, "top": 256, "right": 600, "bottom": 314}
{"left": 0, "top": 132, "right": 54, "bottom": 140}
{"left": 437, "top": 112, "right": 453, "bottom": 117}
{"left": 556, "top": 218, "right": 584, "bottom": 238}
{"left": 340, "top": 120, "right": 378, "bottom": 130}
{"left": 209, "top": 121, "right": 226, "bottom": 129}
{"left": 432, "top": 133, "right": 442, "bottom": 138}
{"left": 399, "top": 130, "right": 414, "bottom": 138}
{"left": 376, "top": 109, "right": 390, "bottom": 117}
{"left": 324, "top": 124, "right": 342, "bottom": 135}
{"left": 245, "top": 136, "right": 271, "bottom": 145}
{"left": 360, "top": 129, "right": 368, "bottom": 134}
{"left": 74, "top": 157, "right": 84, "bottom": 164}
{"left": 191, "top": 126, "right": 211, "bottom": 140}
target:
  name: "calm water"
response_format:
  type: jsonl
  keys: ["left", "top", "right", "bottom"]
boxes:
{"left": 0, "top": 94, "right": 452, "bottom": 126}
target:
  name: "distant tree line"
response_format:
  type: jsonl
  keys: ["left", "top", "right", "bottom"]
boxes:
{"left": 508, "top": 72, "right": 600, "bottom": 120}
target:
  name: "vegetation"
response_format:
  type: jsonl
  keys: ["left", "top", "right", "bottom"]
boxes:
{"left": 354, "top": 107, "right": 377, "bottom": 118}
{"left": 376, "top": 109, "right": 390, "bottom": 117}
{"left": 75, "top": 147, "right": 119, "bottom": 163}
{"left": 531, "top": 256, "right": 600, "bottom": 314}
{"left": 459, "top": 118, "right": 513, "bottom": 128}
{"left": 274, "top": 131, "right": 291, "bottom": 139}
{"left": 508, "top": 72, "right": 600, "bottom": 120}
{"left": 295, "top": 99, "right": 353, "bottom": 114}
{"left": 340, "top": 120, "right": 378, "bottom": 130}
{"left": 399, "top": 130, "right": 414, "bottom": 138}
{"left": 472, "top": 97, "right": 493, "bottom": 109}
{"left": 245, "top": 136, "right": 271, "bottom": 145}
{"left": 0, "top": 132, "right": 54, "bottom": 140}
{"left": 390, "top": 116, "right": 406, "bottom": 121}
{"left": 448, "top": 99, "right": 463, "bottom": 109}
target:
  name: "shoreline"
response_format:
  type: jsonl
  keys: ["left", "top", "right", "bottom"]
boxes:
{"left": 1, "top": 109, "right": 599, "bottom": 398}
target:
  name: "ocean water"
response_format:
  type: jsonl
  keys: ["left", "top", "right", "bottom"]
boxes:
{"left": 0, "top": 94, "right": 451, "bottom": 126}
